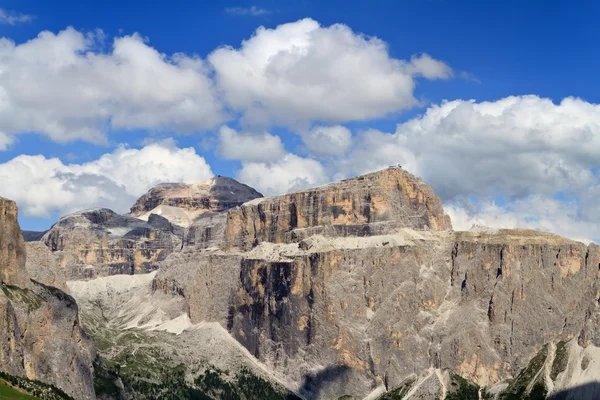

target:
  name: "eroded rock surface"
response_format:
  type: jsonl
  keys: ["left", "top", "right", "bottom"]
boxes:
{"left": 129, "top": 176, "right": 262, "bottom": 227}
{"left": 41, "top": 208, "right": 182, "bottom": 280}
{"left": 225, "top": 167, "right": 452, "bottom": 250}
{"left": 19, "top": 167, "right": 600, "bottom": 399}
{"left": 0, "top": 197, "right": 97, "bottom": 399}
{"left": 153, "top": 170, "right": 600, "bottom": 400}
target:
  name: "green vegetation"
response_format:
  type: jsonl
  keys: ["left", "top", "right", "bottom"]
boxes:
{"left": 378, "top": 377, "right": 416, "bottom": 399}
{"left": 1, "top": 285, "right": 44, "bottom": 312}
{"left": 499, "top": 344, "right": 548, "bottom": 400}
{"left": 93, "top": 357, "right": 123, "bottom": 399}
{"left": 446, "top": 374, "right": 479, "bottom": 400}
{"left": 551, "top": 341, "right": 569, "bottom": 380}
{"left": 0, "top": 380, "right": 39, "bottom": 400}
{"left": 0, "top": 371, "right": 73, "bottom": 400}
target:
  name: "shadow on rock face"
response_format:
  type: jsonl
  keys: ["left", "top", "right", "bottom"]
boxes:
{"left": 549, "top": 382, "right": 600, "bottom": 400}
{"left": 299, "top": 365, "right": 352, "bottom": 400}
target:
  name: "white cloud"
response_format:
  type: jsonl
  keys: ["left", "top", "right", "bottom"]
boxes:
{"left": 224, "top": 6, "right": 271, "bottom": 16}
{"left": 208, "top": 18, "right": 452, "bottom": 128}
{"left": 218, "top": 126, "right": 286, "bottom": 162}
{"left": 0, "top": 140, "right": 213, "bottom": 217}
{"left": 0, "top": 9, "right": 33, "bottom": 25}
{"left": 333, "top": 95, "right": 600, "bottom": 242}
{"left": 446, "top": 196, "right": 597, "bottom": 244}
{"left": 0, "top": 28, "right": 223, "bottom": 146}
{"left": 339, "top": 96, "right": 600, "bottom": 200}
{"left": 302, "top": 125, "right": 352, "bottom": 156}
{"left": 236, "top": 153, "right": 327, "bottom": 195}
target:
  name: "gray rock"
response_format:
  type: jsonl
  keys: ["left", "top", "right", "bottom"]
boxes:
{"left": 0, "top": 197, "right": 97, "bottom": 399}
{"left": 42, "top": 208, "right": 182, "bottom": 280}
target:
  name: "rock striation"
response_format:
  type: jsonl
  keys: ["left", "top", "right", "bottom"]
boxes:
{"left": 224, "top": 167, "right": 452, "bottom": 250}
{"left": 0, "top": 197, "right": 97, "bottom": 399}
{"left": 152, "top": 169, "right": 600, "bottom": 399}
{"left": 129, "top": 176, "right": 263, "bottom": 227}
{"left": 19, "top": 166, "right": 600, "bottom": 399}
{"left": 41, "top": 208, "right": 182, "bottom": 280}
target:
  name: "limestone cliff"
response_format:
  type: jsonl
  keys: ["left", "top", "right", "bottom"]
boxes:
{"left": 224, "top": 167, "right": 452, "bottom": 250}
{"left": 152, "top": 170, "right": 600, "bottom": 400}
{"left": 41, "top": 208, "right": 182, "bottom": 280}
{"left": 129, "top": 176, "right": 262, "bottom": 227}
{"left": 0, "top": 197, "right": 28, "bottom": 287}
{"left": 0, "top": 197, "right": 97, "bottom": 399}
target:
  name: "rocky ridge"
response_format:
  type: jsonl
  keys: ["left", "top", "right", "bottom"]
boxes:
{"left": 152, "top": 169, "right": 600, "bottom": 399}
{"left": 129, "top": 176, "right": 263, "bottom": 227}
{"left": 19, "top": 167, "right": 600, "bottom": 399}
{"left": 0, "top": 197, "right": 97, "bottom": 399}
{"left": 224, "top": 167, "right": 452, "bottom": 250}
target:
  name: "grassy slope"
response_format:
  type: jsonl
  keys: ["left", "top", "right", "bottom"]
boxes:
{"left": 0, "top": 380, "right": 39, "bottom": 400}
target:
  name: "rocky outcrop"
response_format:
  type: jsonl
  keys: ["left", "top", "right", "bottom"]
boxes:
{"left": 25, "top": 241, "right": 68, "bottom": 292}
{"left": 157, "top": 226, "right": 600, "bottom": 399}
{"left": 151, "top": 169, "right": 600, "bottom": 400}
{"left": 32, "top": 177, "right": 261, "bottom": 282}
{"left": 0, "top": 197, "right": 28, "bottom": 287}
{"left": 18, "top": 166, "right": 600, "bottom": 399}
{"left": 41, "top": 208, "right": 182, "bottom": 280}
{"left": 224, "top": 167, "right": 452, "bottom": 250}
{"left": 129, "top": 176, "right": 262, "bottom": 227}
{"left": 0, "top": 197, "right": 97, "bottom": 399}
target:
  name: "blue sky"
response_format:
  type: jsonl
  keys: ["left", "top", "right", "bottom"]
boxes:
{"left": 1, "top": 0, "right": 600, "bottom": 242}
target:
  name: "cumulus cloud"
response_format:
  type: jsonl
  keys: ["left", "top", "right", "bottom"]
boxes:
{"left": 333, "top": 95, "right": 600, "bottom": 242}
{"left": 224, "top": 6, "right": 271, "bottom": 16}
{"left": 446, "top": 196, "right": 597, "bottom": 244}
{"left": 0, "top": 9, "right": 34, "bottom": 25}
{"left": 236, "top": 153, "right": 327, "bottom": 195}
{"left": 0, "top": 140, "right": 213, "bottom": 217}
{"left": 208, "top": 18, "right": 452, "bottom": 128}
{"left": 217, "top": 126, "right": 286, "bottom": 162}
{"left": 301, "top": 125, "right": 352, "bottom": 157}
{"left": 0, "top": 28, "right": 223, "bottom": 146}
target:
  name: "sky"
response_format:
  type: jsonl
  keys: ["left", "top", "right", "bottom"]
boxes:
{"left": 0, "top": 0, "right": 600, "bottom": 242}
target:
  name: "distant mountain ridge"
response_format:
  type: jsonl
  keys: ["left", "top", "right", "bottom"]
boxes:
{"left": 14, "top": 168, "right": 600, "bottom": 399}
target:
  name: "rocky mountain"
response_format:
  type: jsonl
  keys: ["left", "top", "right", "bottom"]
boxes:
{"left": 0, "top": 197, "right": 98, "bottom": 399}
{"left": 129, "top": 176, "right": 263, "bottom": 227}
{"left": 17, "top": 167, "right": 600, "bottom": 399}
{"left": 153, "top": 168, "right": 600, "bottom": 399}
{"left": 30, "top": 176, "right": 264, "bottom": 283}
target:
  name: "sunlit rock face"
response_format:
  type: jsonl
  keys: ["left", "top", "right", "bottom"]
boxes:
{"left": 129, "top": 176, "right": 263, "bottom": 227}
{"left": 20, "top": 166, "right": 600, "bottom": 399}
{"left": 224, "top": 167, "right": 452, "bottom": 250}
{"left": 0, "top": 197, "right": 97, "bottom": 400}
{"left": 40, "top": 208, "right": 182, "bottom": 280}
{"left": 154, "top": 169, "right": 600, "bottom": 399}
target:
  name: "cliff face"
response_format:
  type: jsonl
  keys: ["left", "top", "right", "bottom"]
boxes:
{"left": 41, "top": 208, "right": 182, "bottom": 280}
{"left": 224, "top": 167, "right": 452, "bottom": 250}
{"left": 153, "top": 169, "right": 600, "bottom": 399}
{"left": 0, "top": 197, "right": 28, "bottom": 287}
{"left": 0, "top": 197, "right": 97, "bottom": 399}
{"left": 129, "top": 176, "right": 262, "bottom": 227}
{"left": 157, "top": 228, "right": 600, "bottom": 398}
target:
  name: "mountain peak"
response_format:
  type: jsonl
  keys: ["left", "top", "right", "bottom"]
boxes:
{"left": 128, "top": 175, "right": 263, "bottom": 227}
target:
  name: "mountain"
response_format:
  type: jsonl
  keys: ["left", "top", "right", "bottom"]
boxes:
{"left": 128, "top": 176, "right": 263, "bottom": 227}
{"left": 0, "top": 197, "right": 99, "bottom": 399}
{"left": 17, "top": 168, "right": 600, "bottom": 399}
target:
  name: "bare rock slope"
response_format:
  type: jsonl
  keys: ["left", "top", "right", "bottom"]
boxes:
{"left": 153, "top": 168, "right": 600, "bottom": 399}
{"left": 33, "top": 176, "right": 263, "bottom": 282}
{"left": 40, "top": 208, "right": 182, "bottom": 280}
{"left": 20, "top": 167, "right": 600, "bottom": 399}
{"left": 0, "top": 197, "right": 97, "bottom": 399}
{"left": 129, "top": 176, "right": 263, "bottom": 227}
